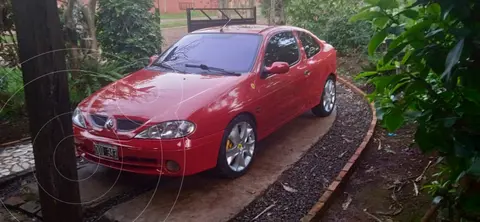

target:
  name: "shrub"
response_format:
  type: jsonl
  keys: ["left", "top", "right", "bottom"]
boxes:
{"left": 69, "top": 58, "right": 125, "bottom": 105}
{"left": 287, "top": 0, "right": 373, "bottom": 54}
{"left": 0, "top": 0, "right": 19, "bottom": 67}
{"left": 354, "top": 0, "right": 480, "bottom": 219}
{"left": 0, "top": 67, "right": 25, "bottom": 120}
{"left": 97, "top": 0, "right": 162, "bottom": 70}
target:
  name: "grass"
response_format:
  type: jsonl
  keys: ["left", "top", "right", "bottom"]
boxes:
{"left": 160, "top": 20, "right": 187, "bottom": 28}
{"left": 160, "top": 11, "right": 217, "bottom": 20}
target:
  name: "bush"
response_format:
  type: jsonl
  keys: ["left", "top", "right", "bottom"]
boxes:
{"left": 287, "top": 0, "right": 373, "bottom": 54}
{"left": 69, "top": 58, "right": 125, "bottom": 105}
{"left": 0, "top": 67, "right": 25, "bottom": 120}
{"left": 355, "top": 0, "right": 480, "bottom": 219}
{"left": 97, "top": 0, "right": 162, "bottom": 70}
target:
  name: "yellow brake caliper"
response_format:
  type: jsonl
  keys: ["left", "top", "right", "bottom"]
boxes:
{"left": 226, "top": 139, "right": 233, "bottom": 150}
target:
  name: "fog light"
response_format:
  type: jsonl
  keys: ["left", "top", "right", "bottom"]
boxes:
{"left": 166, "top": 160, "right": 180, "bottom": 172}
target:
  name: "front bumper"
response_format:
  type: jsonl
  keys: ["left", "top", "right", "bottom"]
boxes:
{"left": 73, "top": 127, "right": 223, "bottom": 176}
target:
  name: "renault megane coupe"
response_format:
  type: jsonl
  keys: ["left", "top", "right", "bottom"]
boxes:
{"left": 73, "top": 25, "right": 337, "bottom": 178}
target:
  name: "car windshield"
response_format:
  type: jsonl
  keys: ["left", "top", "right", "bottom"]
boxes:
{"left": 154, "top": 33, "right": 262, "bottom": 74}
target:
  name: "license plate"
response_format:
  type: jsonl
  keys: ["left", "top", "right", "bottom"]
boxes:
{"left": 94, "top": 143, "right": 119, "bottom": 160}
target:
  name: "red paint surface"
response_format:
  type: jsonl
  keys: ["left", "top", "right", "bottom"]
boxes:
{"left": 74, "top": 25, "right": 337, "bottom": 176}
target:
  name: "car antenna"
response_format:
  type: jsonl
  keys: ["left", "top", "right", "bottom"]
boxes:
{"left": 220, "top": 18, "right": 232, "bottom": 32}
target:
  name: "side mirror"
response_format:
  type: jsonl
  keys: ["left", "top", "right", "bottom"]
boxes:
{"left": 265, "top": 62, "right": 290, "bottom": 75}
{"left": 149, "top": 55, "right": 159, "bottom": 65}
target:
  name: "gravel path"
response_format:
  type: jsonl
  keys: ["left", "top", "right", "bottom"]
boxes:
{"left": 230, "top": 82, "right": 372, "bottom": 221}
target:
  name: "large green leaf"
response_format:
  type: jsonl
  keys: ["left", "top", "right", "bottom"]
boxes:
{"left": 364, "top": 0, "right": 380, "bottom": 4}
{"left": 384, "top": 108, "right": 405, "bottom": 132}
{"left": 349, "top": 10, "right": 385, "bottom": 23}
{"left": 377, "top": 0, "right": 399, "bottom": 9}
{"left": 442, "top": 38, "right": 464, "bottom": 79}
{"left": 373, "top": 16, "right": 390, "bottom": 28}
{"left": 355, "top": 71, "right": 378, "bottom": 80}
{"left": 468, "top": 157, "right": 480, "bottom": 176}
{"left": 388, "top": 20, "right": 432, "bottom": 50}
{"left": 383, "top": 42, "right": 408, "bottom": 64}
{"left": 368, "top": 28, "right": 388, "bottom": 56}
{"left": 399, "top": 9, "right": 419, "bottom": 19}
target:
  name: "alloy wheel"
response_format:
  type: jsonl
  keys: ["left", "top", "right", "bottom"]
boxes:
{"left": 225, "top": 121, "right": 255, "bottom": 172}
{"left": 323, "top": 79, "right": 336, "bottom": 112}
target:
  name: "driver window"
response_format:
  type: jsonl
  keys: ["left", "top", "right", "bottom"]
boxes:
{"left": 263, "top": 31, "right": 300, "bottom": 67}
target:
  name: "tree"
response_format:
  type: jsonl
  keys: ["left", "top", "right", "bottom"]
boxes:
{"left": 11, "top": 0, "right": 82, "bottom": 221}
{"left": 62, "top": 0, "right": 99, "bottom": 79}
{"left": 262, "top": 0, "right": 288, "bottom": 25}
{"left": 97, "top": 0, "right": 162, "bottom": 70}
{"left": 353, "top": 0, "right": 480, "bottom": 219}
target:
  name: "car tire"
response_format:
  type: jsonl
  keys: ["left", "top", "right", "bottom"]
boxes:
{"left": 214, "top": 114, "right": 257, "bottom": 178}
{"left": 312, "top": 75, "right": 336, "bottom": 117}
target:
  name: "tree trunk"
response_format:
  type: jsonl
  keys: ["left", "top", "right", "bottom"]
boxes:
{"left": 248, "top": 0, "right": 255, "bottom": 18}
{"left": 269, "top": 0, "right": 275, "bottom": 25}
{"left": 11, "top": 0, "right": 83, "bottom": 222}
{"left": 64, "top": 0, "right": 81, "bottom": 71}
{"left": 276, "top": 0, "right": 286, "bottom": 25}
{"left": 80, "top": 0, "right": 98, "bottom": 58}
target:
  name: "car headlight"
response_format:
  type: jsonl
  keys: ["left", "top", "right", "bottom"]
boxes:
{"left": 134, "top": 120, "right": 195, "bottom": 139}
{"left": 72, "top": 108, "right": 86, "bottom": 128}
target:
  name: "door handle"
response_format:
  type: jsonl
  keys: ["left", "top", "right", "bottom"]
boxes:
{"left": 304, "top": 70, "right": 311, "bottom": 76}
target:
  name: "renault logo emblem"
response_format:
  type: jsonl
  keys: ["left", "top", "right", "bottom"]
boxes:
{"left": 105, "top": 118, "right": 114, "bottom": 129}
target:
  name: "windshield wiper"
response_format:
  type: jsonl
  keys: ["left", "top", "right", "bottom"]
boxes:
{"left": 152, "top": 61, "right": 176, "bottom": 71}
{"left": 184, "top": 64, "right": 241, "bottom": 76}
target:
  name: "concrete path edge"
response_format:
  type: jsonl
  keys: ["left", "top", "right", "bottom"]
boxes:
{"left": 300, "top": 76, "right": 378, "bottom": 222}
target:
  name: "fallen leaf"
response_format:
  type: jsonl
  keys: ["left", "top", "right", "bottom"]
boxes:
{"left": 377, "top": 139, "right": 382, "bottom": 150}
{"left": 413, "top": 181, "right": 419, "bottom": 196}
{"left": 385, "top": 148, "right": 396, "bottom": 154}
{"left": 281, "top": 183, "right": 298, "bottom": 193}
{"left": 338, "top": 151, "right": 347, "bottom": 158}
{"left": 365, "top": 166, "right": 375, "bottom": 173}
{"left": 342, "top": 196, "right": 353, "bottom": 210}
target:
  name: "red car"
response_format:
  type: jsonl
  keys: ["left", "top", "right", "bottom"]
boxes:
{"left": 73, "top": 25, "right": 337, "bottom": 178}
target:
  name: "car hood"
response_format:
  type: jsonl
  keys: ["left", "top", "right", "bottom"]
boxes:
{"left": 79, "top": 68, "right": 246, "bottom": 125}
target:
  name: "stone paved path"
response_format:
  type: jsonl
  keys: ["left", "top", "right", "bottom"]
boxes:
{"left": 0, "top": 143, "right": 34, "bottom": 180}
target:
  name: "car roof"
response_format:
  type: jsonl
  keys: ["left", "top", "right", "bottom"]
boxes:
{"left": 191, "top": 25, "right": 306, "bottom": 36}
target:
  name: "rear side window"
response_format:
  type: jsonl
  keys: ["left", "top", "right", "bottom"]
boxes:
{"left": 264, "top": 31, "right": 299, "bottom": 67}
{"left": 299, "top": 32, "right": 321, "bottom": 58}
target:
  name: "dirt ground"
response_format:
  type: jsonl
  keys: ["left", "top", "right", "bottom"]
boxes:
{"left": 322, "top": 125, "right": 434, "bottom": 221}
{"left": 0, "top": 117, "right": 29, "bottom": 145}
{"left": 320, "top": 55, "right": 434, "bottom": 221}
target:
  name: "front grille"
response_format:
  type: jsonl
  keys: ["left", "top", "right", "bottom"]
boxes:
{"left": 90, "top": 114, "right": 108, "bottom": 127}
{"left": 122, "top": 156, "right": 158, "bottom": 164}
{"left": 89, "top": 114, "right": 143, "bottom": 131}
{"left": 117, "top": 118, "right": 144, "bottom": 131}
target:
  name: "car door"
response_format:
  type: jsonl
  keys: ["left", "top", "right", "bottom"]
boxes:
{"left": 254, "top": 31, "right": 304, "bottom": 138}
{"left": 297, "top": 31, "right": 328, "bottom": 108}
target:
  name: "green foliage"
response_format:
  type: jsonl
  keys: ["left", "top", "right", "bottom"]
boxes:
{"left": 287, "top": 0, "right": 373, "bottom": 53}
{"left": 0, "top": 59, "right": 125, "bottom": 119}
{"left": 69, "top": 58, "right": 125, "bottom": 105}
{"left": 0, "top": 0, "right": 19, "bottom": 67}
{"left": 0, "top": 67, "right": 25, "bottom": 120}
{"left": 97, "top": 0, "right": 162, "bottom": 70}
{"left": 354, "top": 0, "right": 480, "bottom": 219}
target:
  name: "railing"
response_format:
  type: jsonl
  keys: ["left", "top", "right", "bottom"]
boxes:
{"left": 186, "top": 7, "right": 257, "bottom": 33}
